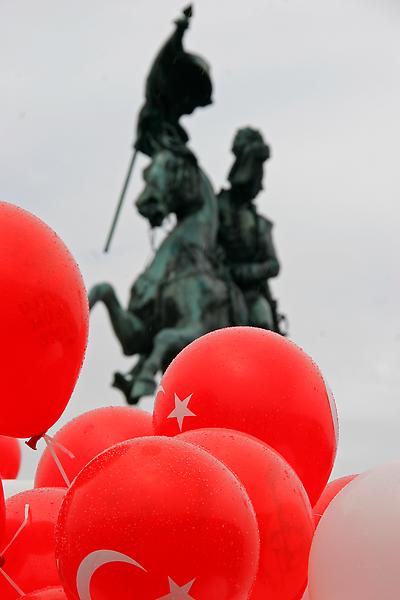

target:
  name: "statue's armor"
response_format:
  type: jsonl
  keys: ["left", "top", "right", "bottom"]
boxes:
{"left": 218, "top": 191, "right": 279, "bottom": 285}
{"left": 218, "top": 189, "right": 280, "bottom": 330}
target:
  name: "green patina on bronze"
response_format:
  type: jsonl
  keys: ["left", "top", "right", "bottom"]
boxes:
{"left": 218, "top": 127, "right": 286, "bottom": 335}
{"left": 90, "top": 6, "right": 286, "bottom": 405}
{"left": 135, "top": 5, "right": 212, "bottom": 157}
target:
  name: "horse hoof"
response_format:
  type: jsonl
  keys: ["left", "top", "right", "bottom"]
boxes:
{"left": 126, "top": 394, "right": 141, "bottom": 406}
{"left": 130, "top": 378, "right": 156, "bottom": 403}
{"left": 112, "top": 371, "right": 132, "bottom": 395}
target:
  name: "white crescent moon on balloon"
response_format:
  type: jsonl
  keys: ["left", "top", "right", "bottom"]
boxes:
{"left": 76, "top": 549, "right": 147, "bottom": 600}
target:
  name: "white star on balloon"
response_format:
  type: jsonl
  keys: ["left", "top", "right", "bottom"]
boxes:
{"left": 167, "top": 393, "right": 196, "bottom": 431}
{"left": 156, "top": 576, "right": 196, "bottom": 599}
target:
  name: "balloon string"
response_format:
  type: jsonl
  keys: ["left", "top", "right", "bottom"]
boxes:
{"left": 0, "top": 504, "right": 30, "bottom": 597}
{"left": 0, "top": 568, "right": 25, "bottom": 596}
{"left": 44, "top": 435, "right": 71, "bottom": 487}
{"left": 44, "top": 434, "right": 75, "bottom": 459}
{"left": 1, "top": 504, "right": 30, "bottom": 556}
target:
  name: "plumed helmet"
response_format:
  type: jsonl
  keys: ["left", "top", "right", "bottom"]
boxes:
{"left": 228, "top": 127, "right": 270, "bottom": 189}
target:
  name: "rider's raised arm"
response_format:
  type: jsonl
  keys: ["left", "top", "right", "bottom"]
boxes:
{"left": 150, "top": 5, "right": 192, "bottom": 75}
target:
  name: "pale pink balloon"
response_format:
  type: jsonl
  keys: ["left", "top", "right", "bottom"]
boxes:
{"left": 313, "top": 474, "right": 357, "bottom": 526}
{"left": 309, "top": 461, "right": 400, "bottom": 599}
{"left": 301, "top": 589, "right": 310, "bottom": 600}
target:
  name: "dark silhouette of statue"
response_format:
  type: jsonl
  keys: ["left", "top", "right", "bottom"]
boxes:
{"left": 218, "top": 128, "right": 286, "bottom": 334}
{"left": 90, "top": 6, "right": 286, "bottom": 405}
{"left": 135, "top": 5, "right": 212, "bottom": 157}
{"left": 103, "top": 5, "right": 212, "bottom": 252}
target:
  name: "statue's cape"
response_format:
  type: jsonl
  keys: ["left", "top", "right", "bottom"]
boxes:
{"left": 135, "top": 13, "right": 213, "bottom": 157}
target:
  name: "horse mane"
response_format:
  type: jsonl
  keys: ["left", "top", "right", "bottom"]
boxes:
{"left": 161, "top": 145, "right": 200, "bottom": 205}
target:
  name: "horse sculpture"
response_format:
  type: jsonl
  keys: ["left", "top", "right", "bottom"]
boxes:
{"left": 89, "top": 147, "right": 247, "bottom": 404}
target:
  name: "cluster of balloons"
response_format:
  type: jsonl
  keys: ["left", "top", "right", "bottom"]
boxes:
{"left": 32, "top": 325, "right": 335, "bottom": 600}
{"left": 0, "top": 202, "right": 88, "bottom": 597}
{"left": 1, "top": 202, "right": 399, "bottom": 599}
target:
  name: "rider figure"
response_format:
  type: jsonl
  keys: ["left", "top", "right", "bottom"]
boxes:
{"left": 218, "top": 127, "right": 282, "bottom": 332}
{"left": 135, "top": 6, "right": 213, "bottom": 158}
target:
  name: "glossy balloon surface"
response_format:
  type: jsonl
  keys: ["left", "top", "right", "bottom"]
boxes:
{"left": 21, "top": 587, "right": 67, "bottom": 599}
{"left": 0, "top": 437, "right": 21, "bottom": 479}
{"left": 0, "top": 202, "right": 88, "bottom": 438}
{"left": 179, "top": 428, "right": 314, "bottom": 600}
{"left": 154, "top": 327, "right": 338, "bottom": 504}
{"left": 0, "top": 488, "right": 66, "bottom": 599}
{"left": 0, "top": 479, "right": 5, "bottom": 544}
{"left": 309, "top": 462, "right": 400, "bottom": 599}
{"left": 56, "top": 436, "right": 260, "bottom": 600}
{"left": 35, "top": 407, "right": 153, "bottom": 488}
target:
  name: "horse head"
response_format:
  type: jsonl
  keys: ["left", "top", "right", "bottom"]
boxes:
{"left": 136, "top": 148, "right": 202, "bottom": 228}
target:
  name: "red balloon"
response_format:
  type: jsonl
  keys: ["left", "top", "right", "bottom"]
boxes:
{"left": 0, "top": 202, "right": 88, "bottom": 439}
{"left": 0, "top": 437, "right": 21, "bottom": 479}
{"left": 0, "top": 479, "right": 5, "bottom": 544}
{"left": 153, "top": 327, "right": 338, "bottom": 504}
{"left": 56, "top": 436, "right": 260, "bottom": 600}
{"left": 21, "top": 587, "right": 67, "bottom": 599}
{"left": 178, "top": 428, "right": 314, "bottom": 600}
{"left": 35, "top": 407, "right": 153, "bottom": 488}
{"left": 313, "top": 474, "right": 357, "bottom": 525}
{"left": 0, "top": 488, "right": 66, "bottom": 599}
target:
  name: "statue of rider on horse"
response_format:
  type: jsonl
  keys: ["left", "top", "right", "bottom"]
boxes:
{"left": 89, "top": 5, "right": 287, "bottom": 405}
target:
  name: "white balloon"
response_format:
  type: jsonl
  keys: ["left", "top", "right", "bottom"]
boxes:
{"left": 309, "top": 461, "right": 400, "bottom": 599}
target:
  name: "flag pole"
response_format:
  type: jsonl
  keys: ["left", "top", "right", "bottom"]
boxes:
{"left": 103, "top": 149, "right": 138, "bottom": 253}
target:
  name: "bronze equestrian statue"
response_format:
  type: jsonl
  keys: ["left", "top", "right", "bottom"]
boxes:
{"left": 89, "top": 6, "right": 286, "bottom": 405}
{"left": 89, "top": 147, "right": 246, "bottom": 403}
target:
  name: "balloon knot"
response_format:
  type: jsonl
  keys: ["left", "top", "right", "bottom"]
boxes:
{"left": 25, "top": 433, "right": 45, "bottom": 450}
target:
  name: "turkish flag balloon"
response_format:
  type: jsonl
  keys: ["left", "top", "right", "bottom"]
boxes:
{"left": 0, "top": 437, "right": 21, "bottom": 479}
{"left": 153, "top": 327, "right": 338, "bottom": 504}
{"left": 56, "top": 437, "right": 260, "bottom": 600}
{"left": 35, "top": 407, "right": 153, "bottom": 488}
{"left": 0, "top": 202, "right": 88, "bottom": 439}
{"left": 178, "top": 428, "right": 314, "bottom": 600}
{"left": 21, "top": 588, "right": 67, "bottom": 599}
{"left": 0, "top": 488, "right": 66, "bottom": 599}
{"left": 313, "top": 475, "right": 357, "bottom": 526}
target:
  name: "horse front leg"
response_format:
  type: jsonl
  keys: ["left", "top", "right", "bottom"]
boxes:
{"left": 112, "top": 354, "right": 149, "bottom": 405}
{"left": 89, "top": 282, "right": 146, "bottom": 356}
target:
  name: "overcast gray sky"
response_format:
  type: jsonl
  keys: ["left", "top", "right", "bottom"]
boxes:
{"left": 1, "top": 0, "right": 399, "bottom": 480}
